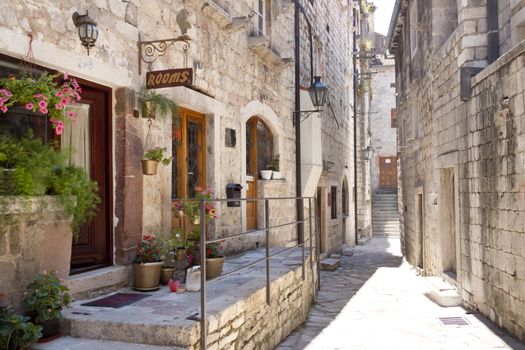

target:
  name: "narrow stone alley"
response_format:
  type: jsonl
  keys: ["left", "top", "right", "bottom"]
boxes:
{"left": 277, "top": 238, "right": 525, "bottom": 350}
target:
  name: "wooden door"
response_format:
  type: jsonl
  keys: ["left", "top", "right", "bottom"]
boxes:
{"left": 379, "top": 156, "right": 398, "bottom": 189}
{"left": 246, "top": 118, "right": 258, "bottom": 230}
{"left": 69, "top": 85, "right": 112, "bottom": 272}
{"left": 172, "top": 109, "right": 206, "bottom": 228}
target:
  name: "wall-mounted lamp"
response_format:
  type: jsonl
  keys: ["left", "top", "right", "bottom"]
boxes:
{"left": 363, "top": 146, "right": 372, "bottom": 160}
{"left": 72, "top": 11, "right": 98, "bottom": 55}
{"left": 294, "top": 76, "right": 329, "bottom": 123}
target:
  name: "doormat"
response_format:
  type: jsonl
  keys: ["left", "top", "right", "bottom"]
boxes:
{"left": 81, "top": 293, "right": 151, "bottom": 308}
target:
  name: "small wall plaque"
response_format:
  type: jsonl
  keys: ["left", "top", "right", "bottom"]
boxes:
{"left": 225, "top": 128, "right": 236, "bottom": 148}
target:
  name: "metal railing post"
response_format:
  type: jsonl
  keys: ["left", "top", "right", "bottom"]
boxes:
{"left": 200, "top": 200, "right": 207, "bottom": 350}
{"left": 315, "top": 195, "right": 321, "bottom": 291}
{"left": 265, "top": 199, "right": 270, "bottom": 305}
{"left": 309, "top": 198, "right": 313, "bottom": 273}
{"left": 301, "top": 201, "right": 305, "bottom": 281}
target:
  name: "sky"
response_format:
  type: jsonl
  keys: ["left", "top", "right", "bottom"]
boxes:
{"left": 373, "top": 0, "right": 396, "bottom": 36}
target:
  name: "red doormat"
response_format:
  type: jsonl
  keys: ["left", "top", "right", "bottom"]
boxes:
{"left": 81, "top": 293, "right": 151, "bottom": 308}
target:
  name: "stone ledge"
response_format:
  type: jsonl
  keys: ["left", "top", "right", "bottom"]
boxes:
{"left": 0, "top": 196, "right": 70, "bottom": 215}
{"left": 471, "top": 39, "right": 525, "bottom": 86}
{"left": 65, "top": 265, "right": 130, "bottom": 301}
{"left": 62, "top": 247, "right": 316, "bottom": 349}
{"left": 247, "top": 36, "right": 292, "bottom": 67}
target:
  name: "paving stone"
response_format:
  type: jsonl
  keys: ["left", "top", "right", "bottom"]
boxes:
{"left": 319, "top": 258, "right": 340, "bottom": 271}
{"left": 276, "top": 237, "right": 525, "bottom": 350}
{"left": 30, "top": 336, "right": 179, "bottom": 350}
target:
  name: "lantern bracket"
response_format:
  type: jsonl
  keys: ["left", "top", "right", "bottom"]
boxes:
{"left": 138, "top": 33, "right": 192, "bottom": 74}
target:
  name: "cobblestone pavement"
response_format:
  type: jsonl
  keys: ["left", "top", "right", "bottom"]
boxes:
{"left": 277, "top": 237, "right": 525, "bottom": 350}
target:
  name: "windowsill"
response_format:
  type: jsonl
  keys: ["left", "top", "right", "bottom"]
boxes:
{"left": 247, "top": 35, "right": 292, "bottom": 67}
{"left": 258, "top": 178, "right": 286, "bottom": 182}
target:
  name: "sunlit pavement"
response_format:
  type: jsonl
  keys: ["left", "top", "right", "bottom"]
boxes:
{"left": 277, "top": 237, "right": 525, "bottom": 350}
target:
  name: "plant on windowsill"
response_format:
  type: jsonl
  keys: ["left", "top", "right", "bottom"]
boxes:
{"left": 22, "top": 272, "right": 71, "bottom": 341}
{"left": 267, "top": 154, "right": 281, "bottom": 180}
{"left": 0, "top": 72, "right": 82, "bottom": 135}
{"left": 1, "top": 302, "right": 43, "bottom": 349}
{"left": 0, "top": 132, "right": 101, "bottom": 241}
{"left": 141, "top": 147, "right": 172, "bottom": 175}
{"left": 132, "top": 234, "right": 163, "bottom": 291}
{"left": 138, "top": 89, "right": 177, "bottom": 120}
{"left": 205, "top": 241, "right": 224, "bottom": 280}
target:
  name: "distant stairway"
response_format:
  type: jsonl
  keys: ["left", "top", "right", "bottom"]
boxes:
{"left": 372, "top": 190, "right": 399, "bottom": 236}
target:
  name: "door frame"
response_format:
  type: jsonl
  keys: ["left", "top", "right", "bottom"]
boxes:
{"left": 173, "top": 108, "right": 207, "bottom": 198}
{"left": 70, "top": 78, "right": 113, "bottom": 272}
{"left": 379, "top": 156, "right": 398, "bottom": 189}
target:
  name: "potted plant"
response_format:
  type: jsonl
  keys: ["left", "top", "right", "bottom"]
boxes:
{"left": 138, "top": 89, "right": 177, "bottom": 120}
{"left": 132, "top": 234, "right": 163, "bottom": 291}
{"left": 173, "top": 186, "right": 219, "bottom": 266}
{"left": 267, "top": 154, "right": 282, "bottom": 179}
{"left": 22, "top": 272, "right": 71, "bottom": 340}
{"left": 159, "top": 235, "right": 177, "bottom": 285}
{"left": 0, "top": 72, "right": 82, "bottom": 135}
{"left": 260, "top": 168, "right": 273, "bottom": 180}
{"left": 205, "top": 241, "right": 224, "bottom": 280}
{"left": 1, "top": 303, "right": 42, "bottom": 349}
{"left": 141, "top": 147, "right": 172, "bottom": 175}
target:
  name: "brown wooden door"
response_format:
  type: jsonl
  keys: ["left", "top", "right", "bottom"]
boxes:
{"left": 69, "top": 85, "right": 112, "bottom": 271}
{"left": 172, "top": 109, "right": 206, "bottom": 229}
{"left": 316, "top": 187, "right": 324, "bottom": 253}
{"left": 246, "top": 118, "right": 258, "bottom": 230}
{"left": 379, "top": 156, "right": 398, "bottom": 189}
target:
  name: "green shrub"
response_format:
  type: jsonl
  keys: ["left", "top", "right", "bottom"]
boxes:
{"left": 0, "top": 304, "right": 42, "bottom": 350}
{"left": 22, "top": 272, "right": 71, "bottom": 323}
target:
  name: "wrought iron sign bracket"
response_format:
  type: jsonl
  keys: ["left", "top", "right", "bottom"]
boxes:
{"left": 293, "top": 110, "right": 323, "bottom": 125}
{"left": 138, "top": 33, "right": 191, "bottom": 74}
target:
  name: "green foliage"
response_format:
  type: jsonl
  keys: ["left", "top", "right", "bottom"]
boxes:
{"left": 0, "top": 132, "right": 101, "bottom": 239}
{"left": 206, "top": 242, "right": 223, "bottom": 258}
{"left": 361, "top": 0, "right": 376, "bottom": 15}
{"left": 142, "top": 147, "right": 172, "bottom": 165}
{"left": 138, "top": 89, "right": 178, "bottom": 120}
{"left": 266, "top": 154, "right": 280, "bottom": 171}
{"left": 133, "top": 234, "right": 162, "bottom": 264}
{"left": 22, "top": 272, "right": 71, "bottom": 323}
{"left": 0, "top": 304, "right": 42, "bottom": 350}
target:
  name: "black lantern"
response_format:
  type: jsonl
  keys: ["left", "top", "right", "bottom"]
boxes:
{"left": 363, "top": 146, "right": 372, "bottom": 160}
{"left": 72, "top": 11, "right": 98, "bottom": 55}
{"left": 308, "top": 76, "right": 328, "bottom": 110}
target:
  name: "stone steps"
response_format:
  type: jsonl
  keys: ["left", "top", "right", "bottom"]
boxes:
{"left": 424, "top": 277, "right": 461, "bottom": 307}
{"left": 30, "top": 336, "right": 180, "bottom": 350}
{"left": 372, "top": 193, "right": 399, "bottom": 237}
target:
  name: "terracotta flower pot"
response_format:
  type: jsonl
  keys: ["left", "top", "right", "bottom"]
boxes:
{"left": 160, "top": 267, "right": 175, "bottom": 285}
{"left": 141, "top": 100, "right": 157, "bottom": 119}
{"left": 142, "top": 160, "right": 158, "bottom": 175}
{"left": 132, "top": 261, "right": 163, "bottom": 291}
{"left": 206, "top": 257, "right": 224, "bottom": 280}
{"left": 37, "top": 317, "right": 61, "bottom": 341}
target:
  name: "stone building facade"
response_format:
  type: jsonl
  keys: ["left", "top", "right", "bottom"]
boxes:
{"left": 388, "top": 0, "right": 525, "bottom": 341}
{"left": 0, "top": 0, "right": 357, "bottom": 319}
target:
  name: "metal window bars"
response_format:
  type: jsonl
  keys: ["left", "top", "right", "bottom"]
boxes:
{"left": 172, "top": 196, "right": 320, "bottom": 350}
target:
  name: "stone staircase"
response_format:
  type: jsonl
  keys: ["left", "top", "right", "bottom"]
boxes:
{"left": 372, "top": 191, "right": 400, "bottom": 236}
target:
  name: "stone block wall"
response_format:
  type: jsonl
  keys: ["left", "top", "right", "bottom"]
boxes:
{"left": 0, "top": 197, "right": 72, "bottom": 311}
{"left": 191, "top": 262, "right": 315, "bottom": 350}
{"left": 392, "top": 0, "right": 525, "bottom": 341}
{"left": 460, "top": 42, "right": 525, "bottom": 340}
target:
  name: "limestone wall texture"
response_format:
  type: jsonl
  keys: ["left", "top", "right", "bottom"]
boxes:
{"left": 370, "top": 62, "right": 396, "bottom": 193}
{"left": 390, "top": 0, "right": 525, "bottom": 341}
{"left": 0, "top": 0, "right": 356, "bottom": 263}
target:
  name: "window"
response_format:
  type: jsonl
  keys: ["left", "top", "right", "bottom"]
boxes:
{"left": 331, "top": 186, "right": 337, "bottom": 219}
{"left": 246, "top": 116, "right": 274, "bottom": 177}
{"left": 253, "top": 0, "right": 271, "bottom": 37}
{"left": 409, "top": 0, "right": 419, "bottom": 58}
{"left": 342, "top": 181, "right": 349, "bottom": 216}
{"left": 391, "top": 108, "right": 397, "bottom": 128}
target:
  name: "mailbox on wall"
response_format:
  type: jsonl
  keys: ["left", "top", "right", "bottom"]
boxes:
{"left": 226, "top": 183, "right": 243, "bottom": 207}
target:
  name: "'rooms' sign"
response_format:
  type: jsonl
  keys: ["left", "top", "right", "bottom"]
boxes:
{"left": 146, "top": 68, "right": 193, "bottom": 89}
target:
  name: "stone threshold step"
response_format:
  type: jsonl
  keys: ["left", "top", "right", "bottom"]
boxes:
{"left": 31, "top": 336, "right": 181, "bottom": 350}
{"left": 424, "top": 276, "right": 461, "bottom": 307}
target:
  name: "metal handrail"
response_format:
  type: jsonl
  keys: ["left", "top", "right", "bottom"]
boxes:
{"left": 171, "top": 196, "right": 319, "bottom": 350}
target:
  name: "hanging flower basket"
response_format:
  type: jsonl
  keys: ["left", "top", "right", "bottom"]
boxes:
{"left": 0, "top": 72, "right": 82, "bottom": 135}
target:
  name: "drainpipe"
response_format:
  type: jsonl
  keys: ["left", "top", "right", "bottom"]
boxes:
{"left": 294, "top": 0, "right": 304, "bottom": 244}
{"left": 352, "top": 7, "right": 359, "bottom": 246}
{"left": 487, "top": 0, "right": 500, "bottom": 64}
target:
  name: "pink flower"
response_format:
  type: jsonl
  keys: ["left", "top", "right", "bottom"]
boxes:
{"left": 38, "top": 100, "right": 48, "bottom": 109}
{"left": 60, "top": 98, "right": 68, "bottom": 105}
{"left": 49, "top": 118, "right": 57, "bottom": 123}
{"left": 4, "top": 90, "right": 12, "bottom": 97}
{"left": 55, "top": 103, "right": 63, "bottom": 110}
{"left": 55, "top": 91, "right": 64, "bottom": 97}
{"left": 67, "top": 111, "right": 77, "bottom": 119}
{"left": 39, "top": 108, "right": 48, "bottom": 114}
{"left": 0, "top": 105, "right": 7, "bottom": 113}
{"left": 63, "top": 72, "right": 69, "bottom": 80}
{"left": 25, "top": 103, "right": 34, "bottom": 110}
{"left": 55, "top": 124, "right": 64, "bottom": 135}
